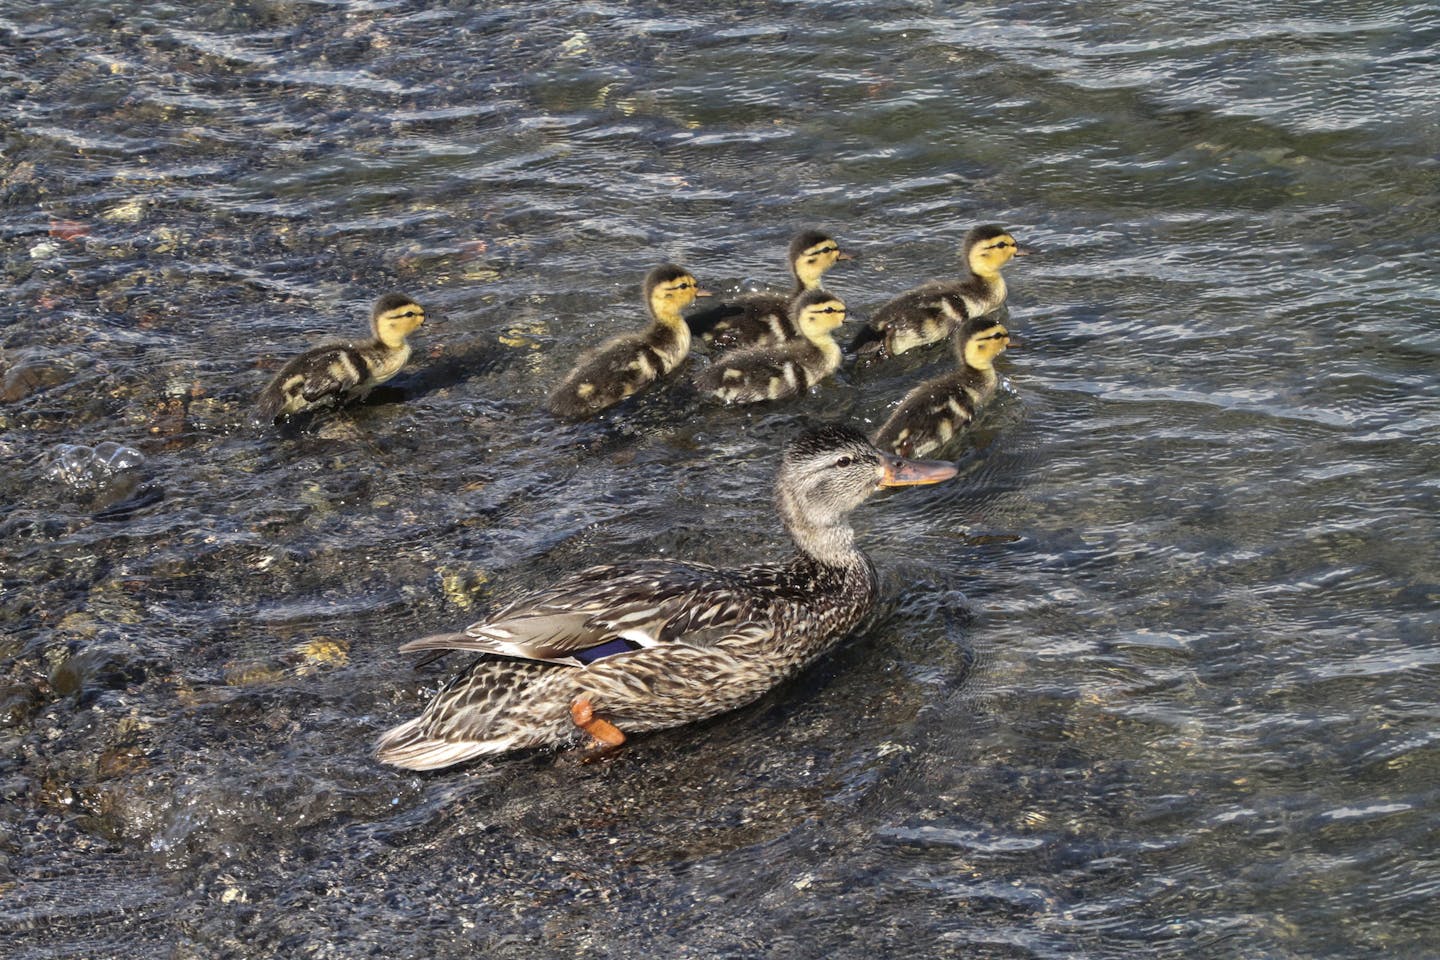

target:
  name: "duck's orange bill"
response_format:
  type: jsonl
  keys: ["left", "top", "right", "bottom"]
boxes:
{"left": 878, "top": 453, "right": 959, "bottom": 487}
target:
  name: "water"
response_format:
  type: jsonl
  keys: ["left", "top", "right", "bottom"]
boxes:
{"left": 2, "top": 1, "right": 1438, "bottom": 956}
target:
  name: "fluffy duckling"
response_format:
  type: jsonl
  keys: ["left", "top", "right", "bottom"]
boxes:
{"left": 871, "top": 316, "right": 1011, "bottom": 458}
{"left": 257, "top": 293, "right": 426, "bottom": 421}
{"left": 373, "top": 424, "right": 958, "bottom": 769}
{"left": 850, "top": 224, "right": 1026, "bottom": 359}
{"left": 687, "top": 230, "right": 851, "bottom": 351}
{"left": 695, "top": 290, "right": 847, "bottom": 405}
{"left": 547, "top": 264, "right": 709, "bottom": 420}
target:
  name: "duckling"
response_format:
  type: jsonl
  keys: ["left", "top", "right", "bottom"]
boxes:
{"left": 687, "top": 230, "right": 851, "bottom": 351}
{"left": 547, "top": 264, "right": 708, "bottom": 420}
{"left": 850, "top": 224, "right": 1026, "bottom": 359}
{"left": 695, "top": 290, "right": 847, "bottom": 405}
{"left": 871, "top": 316, "right": 1011, "bottom": 458}
{"left": 256, "top": 293, "right": 426, "bottom": 421}
{"left": 373, "top": 424, "right": 958, "bottom": 769}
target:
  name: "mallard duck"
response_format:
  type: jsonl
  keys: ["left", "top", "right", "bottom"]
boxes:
{"left": 871, "top": 316, "right": 1012, "bottom": 458}
{"left": 850, "top": 224, "right": 1026, "bottom": 359}
{"left": 256, "top": 293, "right": 426, "bottom": 421}
{"left": 546, "top": 264, "right": 708, "bottom": 419}
{"left": 694, "top": 290, "right": 846, "bottom": 404}
{"left": 687, "top": 230, "right": 850, "bottom": 351}
{"left": 373, "top": 424, "right": 958, "bottom": 769}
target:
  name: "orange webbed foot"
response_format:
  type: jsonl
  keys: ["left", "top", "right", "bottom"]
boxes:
{"left": 570, "top": 697, "right": 626, "bottom": 756}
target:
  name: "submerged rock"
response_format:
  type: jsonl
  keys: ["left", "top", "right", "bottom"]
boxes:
{"left": 1, "top": 359, "right": 72, "bottom": 403}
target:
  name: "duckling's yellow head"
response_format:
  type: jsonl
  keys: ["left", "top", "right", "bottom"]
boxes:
{"left": 791, "top": 289, "right": 847, "bottom": 340}
{"left": 959, "top": 316, "right": 1010, "bottom": 370}
{"left": 371, "top": 293, "right": 426, "bottom": 347}
{"left": 645, "top": 264, "right": 708, "bottom": 322}
{"left": 789, "top": 230, "right": 851, "bottom": 289}
{"left": 963, "top": 224, "right": 1027, "bottom": 277}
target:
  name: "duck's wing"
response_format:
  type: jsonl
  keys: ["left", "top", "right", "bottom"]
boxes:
{"left": 688, "top": 292, "right": 791, "bottom": 349}
{"left": 398, "top": 560, "right": 773, "bottom": 667}
{"left": 258, "top": 344, "right": 366, "bottom": 418}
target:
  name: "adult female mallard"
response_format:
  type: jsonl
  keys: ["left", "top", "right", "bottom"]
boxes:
{"left": 373, "top": 424, "right": 957, "bottom": 770}
{"left": 871, "top": 316, "right": 1012, "bottom": 458}
{"left": 256, "top": 293, "right": 426, "bottom": 421}
{"left": 687, "top": 230, "right": 851, "bottom": 351}
{"left": 693, "top": 290, "right": 847, "bottom": 405}
{"left": 850, "top": 224, "right": 1026, "bottom": 359}
{"left": 546, "top": 264, "right": 708, "bottom": 419}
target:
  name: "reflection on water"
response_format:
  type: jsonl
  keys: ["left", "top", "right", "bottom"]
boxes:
{"left": 2, "top": 1, "right": 1437, "bottom": 957}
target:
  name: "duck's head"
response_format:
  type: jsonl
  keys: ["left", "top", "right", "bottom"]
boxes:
{"left": 645, "top": 264, "right": 709, "bottom": 322}
{"left": 791, "top": 289, "right": 847, "bottom": 342}
{"left": 371, "top": 293, "right": 426, "bottom": 347}
{"left": 776, "top": 424, "right": 958, "bottom": 562}
{"left": 957, "top": 316, "right": 1011, "bottom": 370}
{"left": 963, "top": 224, "right": 1027, "bottom": 277}
{"left": 789, "top": 230, "right": 852, "bottom": 289}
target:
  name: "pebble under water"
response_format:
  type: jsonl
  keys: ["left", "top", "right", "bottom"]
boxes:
{"left": 2, "top": 2, "right": 1438, "bottom": 958}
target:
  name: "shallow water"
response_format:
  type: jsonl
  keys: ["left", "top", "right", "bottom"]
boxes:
{"left": 2, "top": 1, "right": 1438, "bottom": 957}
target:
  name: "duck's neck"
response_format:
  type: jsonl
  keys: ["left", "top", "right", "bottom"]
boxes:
{"left": 803, "top": 331, "right": 842, "bottom": 370}
{"left": 779, "top": 491, "right": 863, "bottom": 570}
{"left": 792, "top": 266, "right": 824, "bottom": 294}
{"left": 969, "top": 264, "right": 1005, "bottom": 294}
{"left": 790, "top": 524, "right": 861, "bottom": 571}
{"left": 370, "top": 312, "right": 415, "bottom": 350}
{"left": 648, "top": 305, "right": 692, "bottom": 350}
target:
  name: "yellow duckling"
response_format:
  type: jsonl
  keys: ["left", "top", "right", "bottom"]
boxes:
{"left": 687, "top": 230, "right": 851, "bottom": 351}
{"left": 851, "top": 224, "right": 1027, "bottom": 359}
{"left": 871, "top": 316, "right": 1012, "bottom": 458}
{"left": 695, "top": 290, "right": 847, "bottom": 404}
{"left": 256, "top": 293, "right": 426, "bottom": 421}
{"left": 546, "top": 264, "right": 709, "bottom": 419}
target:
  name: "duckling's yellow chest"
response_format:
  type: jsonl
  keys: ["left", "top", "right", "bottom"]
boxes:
{"left": 649, "top": 323, "right": 690, "bottom": 371}
{"left": 359, "top": 343, "right": 413, "bottom": 386}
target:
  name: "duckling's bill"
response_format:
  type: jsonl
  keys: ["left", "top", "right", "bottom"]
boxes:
{"left": 877, "top": 452, "right": 959, "bottom": 487}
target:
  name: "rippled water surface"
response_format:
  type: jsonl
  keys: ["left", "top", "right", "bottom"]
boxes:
{"left": 3, "top": 1, "right": 1438, "bottom": 957}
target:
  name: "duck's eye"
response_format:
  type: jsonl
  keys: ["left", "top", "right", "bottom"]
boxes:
{"left": 834, "top": 456, "right": 854, "bottom": 468}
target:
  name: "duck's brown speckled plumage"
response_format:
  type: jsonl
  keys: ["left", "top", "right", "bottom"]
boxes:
{"left": 546, "top": 264, "right": 705, "bottom": 420}
{"left": 687, "top": 230, "right": 850, "bottom": 352}
{"left": 872, "top": 316, "right": 1012, "bottom": 458}
{"left": 256, "top": 292, "right": 426, "bottom": 421}
{"left": 851, "top": 224, "right": 1025, "bottom": 359}
{"left": 373, "top": 424, "right": 957, "bottom": 770}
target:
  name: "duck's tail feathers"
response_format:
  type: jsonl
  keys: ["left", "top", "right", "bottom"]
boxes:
{"left": 847, "top": 324, "right": 885, "bottom": 356}
{"left": 685, "top": 303, "right": 742, "bottom": 340}
{"left": 398, "top": 631, "right": 479, "bottom": 654}
{"left": 254, "top": 388, "right": 285, "bottom": 424}
{"left": 373, "top": 715, "right": 518, "bottom": 770}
